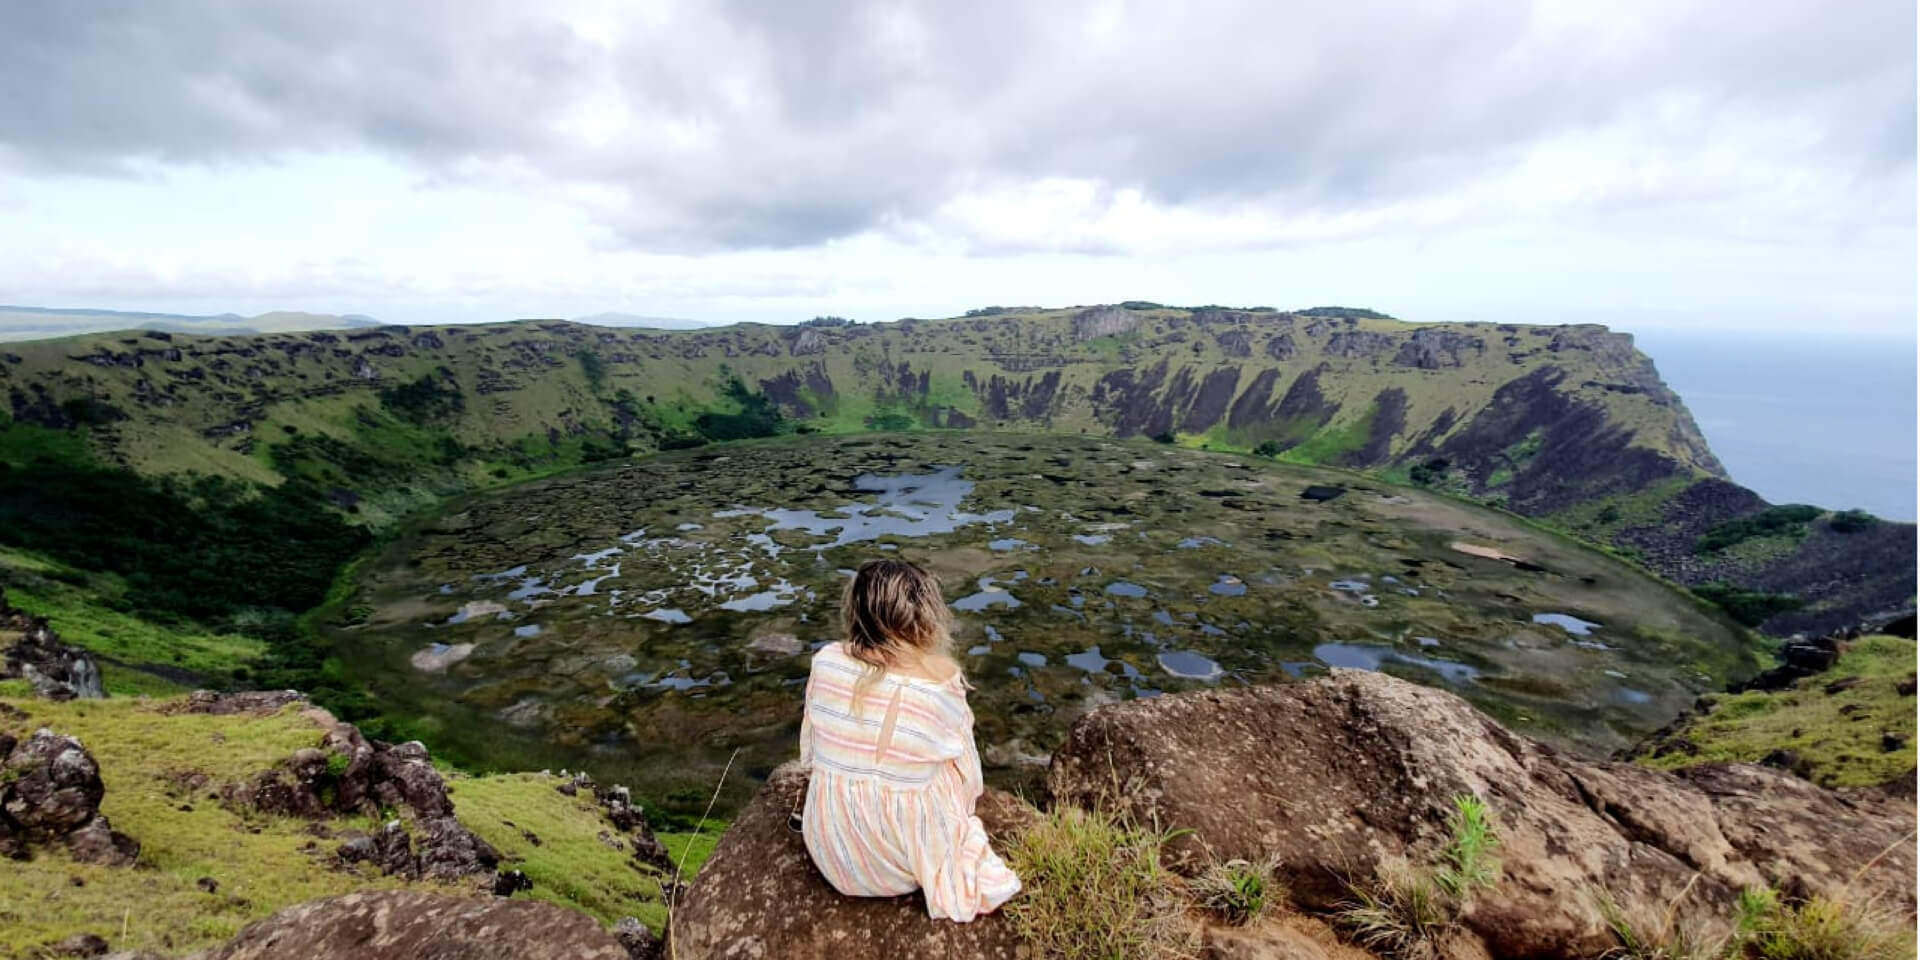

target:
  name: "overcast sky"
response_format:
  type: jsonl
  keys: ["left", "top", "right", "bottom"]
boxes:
{"left": 0, "top": 0, "right": 1912, "bottom": 334}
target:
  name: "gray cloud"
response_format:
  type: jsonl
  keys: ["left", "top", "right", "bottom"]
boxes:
{"left": 1, "top": 0, "right": 1910, "bottom": 248}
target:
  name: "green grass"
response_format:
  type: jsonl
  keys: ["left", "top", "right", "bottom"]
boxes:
{"left": 1632, "top": 635, "right": 1916, "bottom": 788}
{"left": 0, "top": 692, "right": 713, "bottom": 956}
{"left": 1192, "top": 856, "right": 1282, "bottom": 926}
{"left": 452, "top": 772, "right": 722, "bottom": 932}
{"left": 1004, "top": 806, "right": 1195, "bottom": 960}
{"left": 1335, "top": 794, "right": 1501, "bottom": 958}
{"left": 0, "top": 547, "right": 262, "bottom": 694}
{"left": 0, "top": 693, "right": 416, "bottom": 956}
{"left": 1696, "top": 505, "right": 1823, "bottom": 555}
{"left": 1277, "top": 404, "right": 1377, "bottom": 466}
{"left": 0, "top": 418, "right": 96, "bottom": 469}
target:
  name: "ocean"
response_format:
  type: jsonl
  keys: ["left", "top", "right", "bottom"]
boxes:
{"left": 1631, "top": 329, "right": 1917, "bottom": 521}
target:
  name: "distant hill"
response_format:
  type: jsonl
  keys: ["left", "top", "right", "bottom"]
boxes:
{"left": 0, "top": 305, "right": 381, "bottom": 342}
{"left": 0, "top": 304, "right": 1909, "bottom": 633}
{"left": 571, "top": 311, "right": 716, "bottom": 330}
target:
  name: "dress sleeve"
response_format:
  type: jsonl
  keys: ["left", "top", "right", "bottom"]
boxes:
{"left": 868, "top": 682, "right": 970, "bottom": 768}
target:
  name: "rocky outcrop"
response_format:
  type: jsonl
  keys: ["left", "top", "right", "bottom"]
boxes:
{"left": 1049, "top": 670, "right": 1915, "bottom": 960}
{"left": 215, "top": 701, "right": 500, "bottom": 883}
{"left": 0, "top": 587, "right": 104, "bottom": 701}
{"left": 187, "top": 890, "right": 643, "bottom": 960}
{"left": 671, "top": 764, "right": 1037, "bottom": 959}
{"left": 1072, "top": 304, "right": 1142, "bottom": 341}
{"left": 1393, "top": 327, "right": 1485, "bottom": 369}
{"left": 553, "top": 770, "right": 676, "bottom": 874}
{"left": 0, "top": 728, "right": 139, "bottom": 865}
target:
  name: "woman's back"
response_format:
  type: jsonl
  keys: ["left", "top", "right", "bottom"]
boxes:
{"left": 799, "top": 642, "right": 1020, "bottom": 921}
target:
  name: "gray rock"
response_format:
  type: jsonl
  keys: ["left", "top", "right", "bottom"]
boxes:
{"left": 188, "top": 890, "right": 631, "bottom": 960}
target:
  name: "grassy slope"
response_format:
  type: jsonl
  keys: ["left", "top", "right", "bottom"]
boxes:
{"left": 0, "top": 547, "right": 260, "bottom": 696}
{"left": 0, "top": 691, "right": 719, "bottom": 956}
{"left": 1632, "top": 635, "right": 1917, "bottom": 787}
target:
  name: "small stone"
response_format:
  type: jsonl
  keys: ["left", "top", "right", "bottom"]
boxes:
{"left": 197, "top": 876, "right": 219, "bottom": 894}
{"left": 491, "top": 869, "right": 533, "bottom": 897}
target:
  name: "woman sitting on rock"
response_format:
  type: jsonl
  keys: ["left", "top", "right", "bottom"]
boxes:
{"left": 797, "top": 557, "right": 1022, "bottom": 921}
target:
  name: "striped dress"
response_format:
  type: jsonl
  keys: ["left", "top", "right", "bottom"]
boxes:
{"left": 798, "top": 642, "right": 1022, "bottom": 921}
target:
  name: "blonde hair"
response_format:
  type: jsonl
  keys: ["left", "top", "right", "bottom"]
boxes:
{"left": 841, "top": 558, "right": 958, "bottom": 710}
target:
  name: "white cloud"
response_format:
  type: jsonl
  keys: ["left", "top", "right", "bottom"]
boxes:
{"left": 0, "top": 0, "right": 1907, "bottom": 334}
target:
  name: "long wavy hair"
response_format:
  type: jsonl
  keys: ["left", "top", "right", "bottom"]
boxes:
{"left": 841, "top": 558, "right": 959, "bottom": 710}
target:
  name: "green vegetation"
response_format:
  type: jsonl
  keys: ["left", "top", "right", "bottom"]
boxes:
{"left": 1692, "top": 582, "right": 1804, "bottom": 628}
{"left": 0, "top": 415, "right": 97, "bottom": 469}
{"left": 0, "top": 463, "right": 364, "bottom": 621}
{"left": 1083, "top": 331, "right": 1139, "bottom": 361}
{"left": 1829, "top": 509, "right": 1878, "bottom": 534}
{"left": 576, "top": 349, "right": 609, "bottom": 391}
{"left": 1487, "top": 428, "right": 1544, "bottom": 488}
{"left": 1335, "top": 794, "right": 1500, "bottom": 958}
{"left": 1696, "top": 505, "right": 1823, "bottom": 554}
{"left": 1193, "top": 856, "right": 1282, "bottom": 926}
{"left": 1632, "top": 635, "right": 1916, "bottom": 788}
{"left": 691, "top": 374, "right": 786, "bottom": 442}
{"left": 1596, "top": 883, "right": 1913, "bottom": 960}
{"left": 59, "top": 396, "right": 126, "bottom": 426}
{"left": 376, "top": 373, "right": 465, "bottom": 425}
{"left": 0, "top": 692, "right": 718, "bottom": 955}
{"left": 0, "top": 548, "right": 262, "bottom": 694}
{"left": 1278, "top": 405, "right": 1376, "bottom": 467}
{"left": 453, "top": 772, "right": 717, "bottom": 932}
{"left": 0, "top": 694, "right": 409, "bottom": 955}
{"left": 1004, "top": 806, "right": 1194, "bottom": 960}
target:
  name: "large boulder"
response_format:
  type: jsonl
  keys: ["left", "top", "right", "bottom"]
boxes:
{"left": 187, "top": 890, "right": 636, "bottom": 960}
{"left": 1049, "top": 670, "right": 1916, "bottom": 960}
{"left": 672, "top": 764, "right": 1037, "bottom": 960}
{"left": 0, "top": 728, "right": 138, "bottom": 864}
{"left": 0, "top": 588, "right": 104, "bottom": 701}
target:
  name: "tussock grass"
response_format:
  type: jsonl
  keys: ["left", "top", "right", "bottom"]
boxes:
{"left": 1192, "top": 856, "right": 1283, "bottom": 926}
{"left": 1595, "top": 880, "right": 1915, "bottom": 960}
{"left": 1005, "top": 806, "right": 1197, "bottom": 960}
{"left": 1335, "top": 794, "right": 1501, "bottom": 958}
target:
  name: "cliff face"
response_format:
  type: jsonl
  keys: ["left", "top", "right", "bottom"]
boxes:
{"left": 0, "top": 307, "right": 1723, "bottom": 496}
{"left": 0, "top": 304, "right": 1907, "bottom": 632}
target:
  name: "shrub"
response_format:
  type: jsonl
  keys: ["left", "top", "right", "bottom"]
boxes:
{"left": 576, "top": 349, "right": 608, "bottom": 391}
{"left": 1193, "top": 856, "right": 1282, "bottom": 926}
{"left": 59, "top": 396, "right": 126, "bottom": 427}
{"left": 1829, "top": 509, "right": 1878, "bottom": 534}
{"left": 1336, "top": 794, "right": 1500, "bottom": 958}
{"left": 1005, "top": 807, "right": 1196, "bottom": 960}
{"left": 1696, "top": 505, "right": 1823, "bottom": 554}
{"left": 376, "top": 374, "right": 465, "bottom": 425}
{"left": 692, "top": 375, "right": 784, "bottom": 442}
{"left": 1408, "top": 457, "right": 1451, "bottom": 487}
{"left": 1150, "top": 431, "right": 1176, "bottom": 445}
{"left": 1252, "top": 441, "right": 1282, "bottom": 459}
{"left": 1692, "top": 582, "right": 1804, "bottom": 628}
